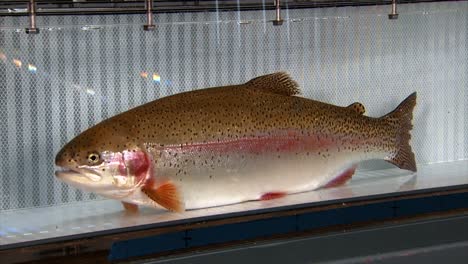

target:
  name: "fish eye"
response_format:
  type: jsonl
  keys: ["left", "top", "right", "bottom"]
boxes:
{"left": 87, "top": 152, "right": 101, "bottom": 164}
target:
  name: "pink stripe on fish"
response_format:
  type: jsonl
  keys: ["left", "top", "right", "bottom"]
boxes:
{"left": 164, "top": 131, "right": 338, "bottom": 155}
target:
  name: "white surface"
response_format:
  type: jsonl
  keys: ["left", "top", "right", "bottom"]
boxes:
{"left": 1, "top": 160, "right": 468, "bottom": 248}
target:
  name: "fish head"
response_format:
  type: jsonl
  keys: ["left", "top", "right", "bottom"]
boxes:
{"left": 54, "top": 125, "right": 150, "bottom": 199}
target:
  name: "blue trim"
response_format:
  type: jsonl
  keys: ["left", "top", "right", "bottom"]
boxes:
{"left": 108, "top": 232, "right": 186, "bottom": 261}
{"left": 394, "top": 196, "right": 441, "bottom": 217}
{"left": 108, "top": 192, "right": 468, "bottom": 261}
{"left": 187, "top": 216, "right": 297, "bottom": 247}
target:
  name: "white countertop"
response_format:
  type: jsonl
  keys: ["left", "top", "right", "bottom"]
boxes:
{"left": 1, "top": 160, "right": 468, "bottom": 248}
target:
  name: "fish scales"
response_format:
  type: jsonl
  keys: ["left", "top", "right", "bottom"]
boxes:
{"left": 55, "top": 72, "right": 416, "bottom": 212}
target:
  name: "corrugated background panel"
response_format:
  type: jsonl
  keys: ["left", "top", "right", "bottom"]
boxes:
{"left": 0, "top": 2, "right": 467, "bottom": 210}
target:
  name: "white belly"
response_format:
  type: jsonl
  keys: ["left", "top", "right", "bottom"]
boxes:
{"left": 161, "top": 151, "right": 373, "bottom": 210}
{"left": 121, "top": 140, "right": 386, "bottom": 210}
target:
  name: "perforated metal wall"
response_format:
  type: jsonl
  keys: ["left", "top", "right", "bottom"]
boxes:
{"left": 0, "top": 2, "right": 467, "bottom": 211}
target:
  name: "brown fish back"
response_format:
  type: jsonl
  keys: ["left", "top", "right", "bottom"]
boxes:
{"left": 57, "top": 73, "right": 416, "bottom": 173}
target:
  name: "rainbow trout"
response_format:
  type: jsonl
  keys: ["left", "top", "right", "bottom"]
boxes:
{"left": 55, "top": 73, "right": 417, "bottom": 212}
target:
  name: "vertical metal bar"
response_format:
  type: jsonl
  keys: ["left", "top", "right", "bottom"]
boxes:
{"left": 272, "top": 0, "right": 283, "bottom": 26}
{"left": 143, "top": 0, "right": 155, "bottom": 31}
{"left": 25, "top": 0, "right": 39, "bottom": 34}
{"left": 389, "top": 0, "right": 399, "bottom": 20}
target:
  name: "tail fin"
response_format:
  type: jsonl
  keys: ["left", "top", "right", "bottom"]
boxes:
{"left": 383, "top": 92, "right": 417, "bottom": 172}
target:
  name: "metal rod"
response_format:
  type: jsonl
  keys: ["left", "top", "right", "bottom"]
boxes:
{"left": 272, "top": 0, "right": 283, "bottom": 26}
{"left": 143, "top": 0, "right": 155, "bottom": 31}
{"left": 275, "top": 0, "right": 281, "bottom": 20}
{"left": 388, "top": 0, "right": 398, "bottom": 20}
{"left": 25, "top": 0, "right": 39, "bottom": 34}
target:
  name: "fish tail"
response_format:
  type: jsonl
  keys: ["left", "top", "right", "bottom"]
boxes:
{"left": 383, "top": 92, "right": 417, "bottom": 172}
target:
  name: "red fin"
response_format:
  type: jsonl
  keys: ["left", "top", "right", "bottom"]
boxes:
{"left": 260, "top": 192, "right": 287, "bottom": 201}
{"left": 122, "top": 202, "right": 139, "bottom": 214}
{"left": 142, "top": 181, "right": 185, "bottom": 212}
{"left": 324, "top": 165, "right": 358, "bottom": 188}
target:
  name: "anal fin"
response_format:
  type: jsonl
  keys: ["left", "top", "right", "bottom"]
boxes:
{"left": 260, "top": 192, "right": 287, "bottom": 201}
{"left": 142, "top": 181, "right": 185, "bottom": 212}
{"left": 324, "top": 165, "right": 358, "bottom": 188}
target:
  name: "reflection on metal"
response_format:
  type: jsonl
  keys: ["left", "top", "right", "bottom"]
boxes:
{"left": 140, "top": 71, "right": 164, "bottom": 85}
{"left": 152, "top": 73, "right": 161, "bottom": 83}
{"left": 85, "top": 88, "right": 96, "bottom": 95}
{"left": 13, "top": 59, "right": 22, "bottom": 68}
{"left": 25, "top": 0, "right": 39, "bottom": 34}
{"left": 144, "top": 0, "right": 155, "bottom": 31}
{"left": 140, "top": 71, "right": 149, "bottom": 78}
{"left": 389, "top": 0, "right": 398, "bottom": 19}
{"left": 272, "top": 0, "right": 283, "bottom": 26}
{"left": 27, "top": 64, "right": 37, "bottom": 73}
{"left": 3, "top": 54, "right": 38, "bottom": 73}
{"left": 81, "top": 25, "right": 102, "bottom": 31}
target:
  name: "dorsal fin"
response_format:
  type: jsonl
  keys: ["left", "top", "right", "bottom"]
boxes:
{"left": 246, "top": 72, "right": 300, "bottom": 96}
{"left": 347, "top": 102, "right": 366, "bottom": 115}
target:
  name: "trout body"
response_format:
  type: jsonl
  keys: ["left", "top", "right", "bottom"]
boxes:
{"left": 55, "top": 73, "right": 417, "bottom": 212}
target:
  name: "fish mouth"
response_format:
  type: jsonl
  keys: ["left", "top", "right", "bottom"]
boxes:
{"left": 55, "top": 165, "right": 135, "bottom": 197}
{"left": 55, "top": 166, "right": 102, "bottom": 182}
{"left": 55, "top": 169, "right": 82, "bottom": 181}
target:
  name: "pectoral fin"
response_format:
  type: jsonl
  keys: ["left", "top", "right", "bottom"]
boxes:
{"left": 141, "top": 180, "right": 185, "bottom": 212}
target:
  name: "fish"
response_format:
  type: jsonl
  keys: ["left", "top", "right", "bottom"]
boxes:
{"left": 55, "top": 72, "right": 417, "bottom": 212}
